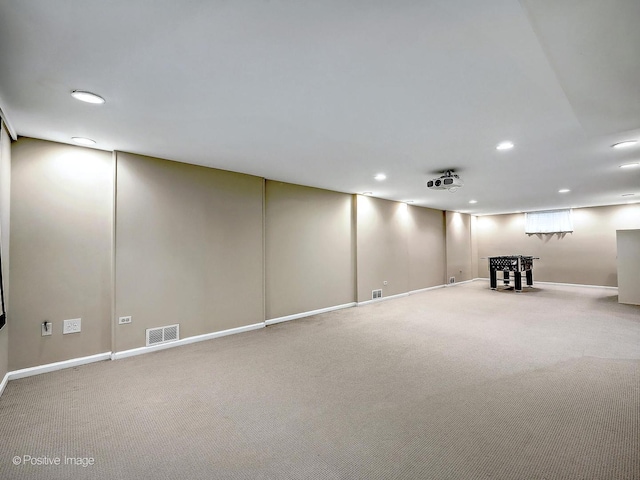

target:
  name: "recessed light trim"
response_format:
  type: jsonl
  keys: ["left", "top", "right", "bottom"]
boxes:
{"left": 621, "top": 193, "right": 635, "bottom": 197}
{"left": 71, "top": 137, "right": 96, "bottom": 146}
{"left": 362, "top": 191, "right": 373, "bottom": 196}
{"left": 374, "top": 173, "right": 387, "bottom": 181}
{"left": 71, "top": 90, "right": 105, "bottom": 104}
{"left": 496, "top": 141, "right": 514, "bottom": 151}
{"left": 612, "top": 140, "right": 637, "bottom": 149}
{"left": 558, "top": 189, "right": 571, "bottom": 193}
{"left": 619, "top": 162, "right": 640, "bottom": 169}
{"left": 469, "top": 200, "right": 478, "bottom": 204}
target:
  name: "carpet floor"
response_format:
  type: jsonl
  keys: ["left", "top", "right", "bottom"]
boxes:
{"left": 1, "top": 281, "right": 639, "bottom": 479}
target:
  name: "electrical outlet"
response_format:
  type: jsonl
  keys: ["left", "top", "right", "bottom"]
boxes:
{"left": 118, "top": 316, "right": 132, "bottom": 325}
{"left": 62, "top": 318, "right": 81, "bottom": 334}
{"left": 383, "top": 280, "right": 388, "bottom": 286}
{"left": 41, "top": 321, "right": 52, "bottom": 336}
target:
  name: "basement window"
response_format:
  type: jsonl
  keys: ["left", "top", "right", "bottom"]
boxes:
{"left": 525, "top": 209, "right": 573, "bottom": 234}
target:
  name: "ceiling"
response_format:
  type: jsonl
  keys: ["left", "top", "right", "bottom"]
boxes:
{"left": 0, "top": 0, "right": 639, "bottom": 215}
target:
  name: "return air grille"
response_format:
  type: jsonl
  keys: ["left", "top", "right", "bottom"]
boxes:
{"left": 146, "top": 324, "right": 180, "bottom": 347}
{"left": 372, "top": 289, "right": 382, "bottom": 300}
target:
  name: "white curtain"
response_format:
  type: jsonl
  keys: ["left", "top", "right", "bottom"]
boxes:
{"left": 525, "top": 209, "right": 573, "bottom": 234}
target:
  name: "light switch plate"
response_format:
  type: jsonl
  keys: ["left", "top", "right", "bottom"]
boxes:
{"left": 41, "top": 321, "right": 52, "bottom": 336}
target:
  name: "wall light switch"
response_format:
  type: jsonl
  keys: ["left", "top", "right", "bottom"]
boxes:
{"left": 41, "top": 321, "right": 52, "bottom": 336}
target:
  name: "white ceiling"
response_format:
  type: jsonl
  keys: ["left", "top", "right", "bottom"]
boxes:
{"left": 0, "top": 0, "right": 639, "bottom": 215}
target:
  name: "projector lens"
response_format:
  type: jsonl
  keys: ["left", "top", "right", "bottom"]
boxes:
{"left": 435, "top": 180, "right": 441, "bottom": 187}
{"left": 427, "top": 181, "right": 433, "bottom": 187}
{"left": 444, "top": 178, "right": 453, "bottom": 185}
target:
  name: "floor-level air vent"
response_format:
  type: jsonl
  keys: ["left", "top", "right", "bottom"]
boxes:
{"left": 372, "top": 289, "right": 382, "bottom": 300}
{"left": 146, "top": 324, "right": 180, "bottom": 347}
{"left": 449, "top": 277, "right": 456, "bottom": 284}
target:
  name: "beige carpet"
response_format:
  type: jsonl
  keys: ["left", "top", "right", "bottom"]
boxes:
{"left": 1, "top": 281, "right": 639, "bottom": 479}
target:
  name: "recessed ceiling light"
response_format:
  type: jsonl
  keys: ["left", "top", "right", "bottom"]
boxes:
{"left": 71, "top": 90, "right": 105, "bottom": 104}
{"left": 496, "top": 141, "right": 514, "bottom": 151}
{"left": 71, "top": 137, "right": 96, "bottom": 146}
{"left": 362, "top": 192, "right": 373, "bottom": 196}
{"left": 405, "top": 200, "right": 414, "bottom": 204}
{"left": 621, "top": 193, "right": 635, "bottom": 197}
{"left": 619, "top": 162, "right": 640, "bottom": 169}
{"left": 612, "top": 140, "right": 637, "bottom": 149}
{"left": 374, "top": 173, "right": 386, "bottom": 181}
{"left": 469, "top": 200, "right": 478, "bottom": 204}
{"left": 558, "top": 189, "right": 571, "bottom": 193}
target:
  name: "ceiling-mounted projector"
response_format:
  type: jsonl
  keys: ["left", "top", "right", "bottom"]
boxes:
{"left": 426, "top": 170, "right": 463, "bottom": 192}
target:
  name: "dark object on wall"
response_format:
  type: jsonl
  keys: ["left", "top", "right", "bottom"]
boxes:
{"left": 0, "top": 243, "right": 5, "bottom": 329}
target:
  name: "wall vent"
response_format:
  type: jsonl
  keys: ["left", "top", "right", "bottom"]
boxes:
{"left": 449, "top": 277, "right": 456, "bottom": 284}
{"left": 146, "top": 324, "right": 180, "bottom": 347}
{"left": 372, "top": 289, "right": 382, "bottom": 300}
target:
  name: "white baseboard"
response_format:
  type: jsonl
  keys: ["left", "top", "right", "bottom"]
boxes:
{"left": 358, "top": 285, "right": 447, "bottom": 306}
{"left": 474, "top": 277, "right": 617, "bottom": 290}
{"left": 409, "top": 284, "right": 446, "bottom": 295}
{"left": 7, "top": 352, "right": 112, "bottom": 382}
{"left": 0, "top": 372, "right": 9, "bottom": 398}
{"left": 0, "top": 322, "right": 267, "bottom": 399}
{"left": 444, "top": 279, "right": 475, "bottom": 287}
{"left": 357, "top": 292, "right": 409, "bottom": 307}
{"left": 266, "top": 302, "right": 356, "bottom": 326}
{"left": 111, "top": 322, "right": 265, "bottom": 360}
{"left": 535, "top": 281, "right": 618, "bottom": 290}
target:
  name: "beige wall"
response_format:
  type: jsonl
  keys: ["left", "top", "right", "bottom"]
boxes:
{"left": 616, "top": 229, "right": 640, "bottom": 305}
{"left": 407, "top": 206, "right": 446, "bottom": 291}
{"left": 9, "top": 139, "right": 113, "bottom": 369}
{"left": 114, "top": 152, "right": 264, "bottom": 352}
{"left": 476, "top": 204, "right": 640, "bottom": 286}
{"left": 0, "top": 122, "right": 10, "bottom": 379}
{"left": 445, "top": 211, "right": 473, "bottom": 283}
{"left": 356, "top": 196, "right": 410, "bottom": 301}
{"left": 4, "top": 137, "right": 482, "bottom": 371}
{"left": 470, "top": 215, "right": 479, "bottom": 279}
{"left": 357, "top": 196, "right": 446, "bottom": 302}
{"left": 265, "top": 181, "right": 355, "bottom": 319}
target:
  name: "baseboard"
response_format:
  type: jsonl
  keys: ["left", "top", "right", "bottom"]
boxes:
{"left": 474, "top": 277, "right": 617, "bottom": 290}
{"left": 445, "top": 279, "right": 475, "bottom": 287}
{"left": 7, "top": 352, "right": 112, "bottom": 382}
{"left": 357, "top": 292, "right": 409, "bottom": 307}
{"left": 0, "top": 323, "right": 268, "bottom": 399}
{"left": 409, "top": 284, "right": 446, "bottom": 295}
{"left": 111, "top": 322, "right": 266, "bottom": 360}
{"left": 0, "top": 372, "right": 9, "bottom": 398}
{"left": 535, "top": 281, "right": 618, "bottom": 290}
{"left": 266, "top": 302, "right": 356, "bottom": 326}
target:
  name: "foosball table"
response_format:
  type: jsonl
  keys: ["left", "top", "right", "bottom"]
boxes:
{"left": 488, "top": 255, "right": 538, "bottom": 292}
